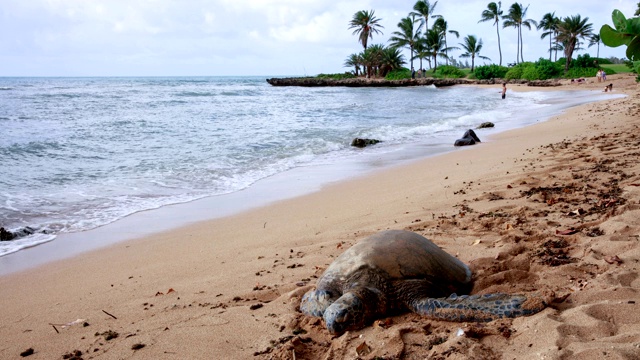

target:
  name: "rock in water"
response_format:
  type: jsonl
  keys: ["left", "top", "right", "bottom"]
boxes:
{"left": 351, "top": 138, "right": 381, "bottom": 148}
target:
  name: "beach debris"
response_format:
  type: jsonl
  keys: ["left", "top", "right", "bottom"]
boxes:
{"left": 62, "top": 350, "right": 83, "bottom": 359}
{"left": 537, "top": 239, "right": 575, "bottom": 266}
{"left": 19, "top": 348, "right": 34, "bottom": 357}
{"left": 567, "top": 208, "right": 586, "bottom": 216}
{"left": 355, "top": 341, "right": 371, "bottom": 356}
{"left": 556, "top": 228, "right": 578, "bottom": 236}
{"left": 351, "top": 138, "right": 381, "bottom": 148}
{"left": 49, "top": 319, "right": 87, "bottom": 333}
{"left": 102, "top": 309, "right": 117, "bottom": 319}
{"left": 96, "top": 330, "right": 119, "bottom": 341}
{"left": 374, "top": 318, "right": 393, "bottom": 329}
{"left": 604, "top": 255, "right": 623, "bottom": 265}
{"left": 250, "top": 303, "right": 264, "bottom": 310}
{"left": 131, "top": 343, "right": 146, "bottom": 350}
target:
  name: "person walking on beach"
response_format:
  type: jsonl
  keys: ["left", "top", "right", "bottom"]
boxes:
{"left": 501, "top": 83, "right": 507, "bottom": 99}
{"left": 596, "top": 69, "right": 603, "bottom": 83}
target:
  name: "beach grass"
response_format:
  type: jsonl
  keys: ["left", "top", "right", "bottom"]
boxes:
{"left": 601, "top": 63, "right": 633, "bottom": 73}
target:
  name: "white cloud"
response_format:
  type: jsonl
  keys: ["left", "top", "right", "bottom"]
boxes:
{"left": 0, "top": 0, "right": 634, "bottom": 76}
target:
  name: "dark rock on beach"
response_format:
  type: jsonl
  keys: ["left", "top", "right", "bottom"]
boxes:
{"left": 454, "top": 129, "right": 481, "bottom": 147}
{"left": 351, "top": 138, "right": 381, "bottom": 148}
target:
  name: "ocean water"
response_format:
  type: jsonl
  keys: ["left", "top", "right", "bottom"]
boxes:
{"left": 0, "top": 76, "right": 613, "bottom": 258}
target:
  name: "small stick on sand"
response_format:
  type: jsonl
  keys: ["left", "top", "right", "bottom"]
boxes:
{"left": 102, "top": 310, "right": 118, "bottom": 320}
{"left": 51, "top": 324, "right": 59, "bottom": 334}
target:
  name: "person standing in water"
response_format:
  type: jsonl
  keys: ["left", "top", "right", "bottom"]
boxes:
{"left": 501, "top": 83, "right": 507, "bottom": 99}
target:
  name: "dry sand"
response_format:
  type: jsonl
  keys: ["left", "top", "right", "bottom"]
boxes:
{"left": 1, "top": 74, "right": 639, "bottom": 360}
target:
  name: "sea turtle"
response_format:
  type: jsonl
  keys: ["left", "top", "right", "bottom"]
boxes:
{"left": 300, "top": 230, "right": 550, "bottom": 335}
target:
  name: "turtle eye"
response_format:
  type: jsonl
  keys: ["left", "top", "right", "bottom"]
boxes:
{"left": 335, "top": 310, "right": 350, "bottom": 324}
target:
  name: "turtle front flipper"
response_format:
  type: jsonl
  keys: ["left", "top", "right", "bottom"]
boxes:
{"left": 409, "top": 292, "right": 550, "bottom": 322}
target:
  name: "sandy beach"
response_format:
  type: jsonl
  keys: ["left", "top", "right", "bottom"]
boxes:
{"left": 1, "top": 74, "right": 639, "bottom": 359}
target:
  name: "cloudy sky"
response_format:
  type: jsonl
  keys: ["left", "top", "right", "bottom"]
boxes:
{"left": 0, "top": 0, "right": 636, "bottom": 77}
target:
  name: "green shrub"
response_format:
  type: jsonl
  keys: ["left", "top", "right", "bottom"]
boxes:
{"left": 473, "top": 64, "right": 509, "bottom": 80}
{"left": 504, "top": 62, "right": 533, "bottom": 80}
{"left": 594, "top": 57, "right": 613, "bottom": 65}
{"left": 565, "top": 67, "right": 598, "bottom": 78}
{"left": 571, "top": 54, "right": 598, "bottom": 69}
{"left": 534, "top": 58, "right": 563, "bottom": 79}
{"left": 434, "top": 65, "right": 465, "bottom": 78}
{"left": 316, "top": 73, "right": 356, "bottom": 80}
{"left": 521, "top": 66, "right": 541, "bottom": 80}
{"left": 385, "top": 67, "right": 412, "bottom": 80}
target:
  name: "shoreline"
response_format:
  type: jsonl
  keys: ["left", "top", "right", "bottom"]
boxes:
{"left": 0, "top": 83, "right": 623, "bottom": 275}
{"left": 0, "top": 74, "right": 638, "bottom": 359}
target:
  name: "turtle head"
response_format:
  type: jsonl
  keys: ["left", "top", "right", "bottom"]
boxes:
{"left": 300, "top": 289, "right": 337, "bottom": 317}
{"left": 323, "top": 292, "right": 367, "bottom": 335}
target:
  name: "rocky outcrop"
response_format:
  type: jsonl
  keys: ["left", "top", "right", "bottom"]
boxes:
{"left": 266, "top": 77, "right": 476, "bottom": 88}
{"left": 266, "top": 77, "right": 564, "bottom": 88}
{"left": 527, "top": 80, "right": 562, "bottom": 87}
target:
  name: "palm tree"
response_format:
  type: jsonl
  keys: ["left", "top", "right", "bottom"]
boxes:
{"left": 410, "top": 0, "right": 440, "bottom": 34}
{"left": 502, "top": 3, "right": 537, "bottom": 64}
{"left": 361, "top": 45, "right": 385, "bottom": 77}
{"left": 550, "top": 42, "right": 564, "bottom": 61}
{"left": 425, "top": 28, "right": 452, "bottom": 71}
{"left": 380, "top": 47, "right": 407, "bottom": 77}
{"left": 589, "top": 34, "right": 601, "bottom": 59}
{"left": 433, "top": 17, "right": 459, "bottom": 65}
{"left": 479, "top": 2, "right": 504, "bottom": 66}
{"left": 556, "top": 15, "right": 593, "bottom": 71}
{"left": 414, "top": 37, "right": 431, "bottom": 70}
{"left": 348, "top": 10, "right": 384, "bottom": 50}
{"left": 389, "top": 15, "right": 423, "bottom": 71}
{"left": 538, "top": 12, "right": 560, "bottom": 61}
{"left": 344, "top": 53, "right": 363, "bottom": 76}
{"left": 459, "top": 35, "right": 491, "bottom": 71}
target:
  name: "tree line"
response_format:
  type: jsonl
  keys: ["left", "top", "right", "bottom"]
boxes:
{"left": 345, "top": 1, "right": 614, "bottom": 78}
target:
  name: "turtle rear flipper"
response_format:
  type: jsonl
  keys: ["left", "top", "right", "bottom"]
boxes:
{"left": 408, "top": 292, "right": 549, "bottom": 322}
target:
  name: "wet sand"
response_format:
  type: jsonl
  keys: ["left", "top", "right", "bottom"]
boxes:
{"left": 0, "top": 73, "right": 638, "bottom": 359}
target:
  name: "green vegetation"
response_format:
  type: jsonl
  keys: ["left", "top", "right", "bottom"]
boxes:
{"left": 334, "top": 3, "right": 636, "bottom": 82}
{"left": 600, "top": 9, "right": 640, "bottom": 80}
{"left": 316, "top": 73, "right": 357, "bottom": 80}
{"left": 473, "top": 64, "right": 509, "bottom": 80}
{"left": 434, "top": 65, "right": 466, "bottom": 78}
{"left": 348, "top": 10, "right": 384, "bottom": 50}
{"left": 601, "top": 64, "right": 632, "bottom": 73}
{"left": 385, "top": 68, "right": 412, "bottom": 80}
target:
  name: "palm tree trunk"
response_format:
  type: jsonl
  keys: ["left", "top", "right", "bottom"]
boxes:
{"left": 549, "top": 36, "right": 552, "bottom": 61}
{"left": 471, "top": 55, "right": 475, "bottom": 71}
{"left": 496, "top": 24, "right": 502, "bottom": 66}
{"left": 515, "top": 28, "right": 520, "bottom": 64}
{"left": 519, "top": 26, "right": 524, "bottom": 63}
{"left": 444, "top": 37, "right": 449, "bottom": 65}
